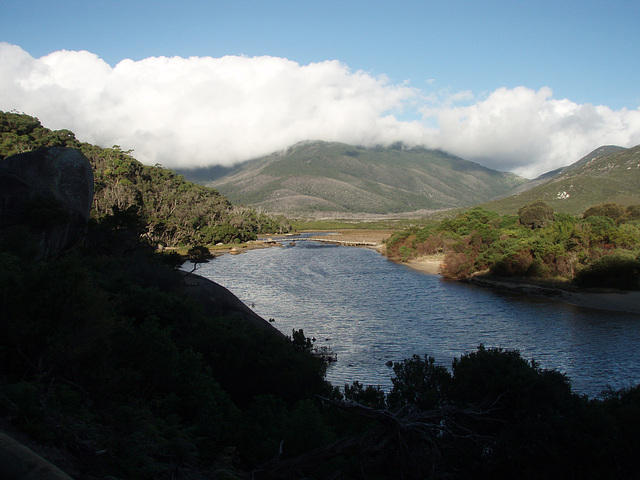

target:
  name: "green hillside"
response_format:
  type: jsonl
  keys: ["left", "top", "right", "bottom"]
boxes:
{"left": 480, "top": 145, "right": 640, "bottom": 215}
{"left": 197, "top": 141, "right": 527, "bottom": 215}
{"left": 0, "top": 111, "right": 290, "bottom": 246}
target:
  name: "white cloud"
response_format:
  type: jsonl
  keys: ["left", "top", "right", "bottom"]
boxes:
{"left": 1, "top": 43, "right": 639, "bottom": 178}
{"left": 0, "top": 43, "right": 424, "bottom": 168}
{"left": 428, "top": 86, "right": 640, "bottom": 177}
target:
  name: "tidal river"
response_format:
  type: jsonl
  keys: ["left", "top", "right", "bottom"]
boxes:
{"left": 193, "top": 235, "right": 640, "bottom": 398}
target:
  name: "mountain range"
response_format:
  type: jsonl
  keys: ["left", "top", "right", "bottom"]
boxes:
{"left": 181, "top": 141, "right": 640, "bottom": 217}
{"left": 182, "top": 141, "right": 526, "bottom": 216}
{"left": 481, "top": 144, "right": 640, "bottom": 214}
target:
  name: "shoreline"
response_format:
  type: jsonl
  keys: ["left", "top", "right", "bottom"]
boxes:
{"left": 400, "top": 254, "right": 640, "bottom": 315}
{"left": 404, "top": 255, "right": 445, "bottom": 275}
{"left": 464, "top": 275, "right": 640, "bottom": 315}
{"left": 177, "top": 230, "right": 640, "bottom": 316}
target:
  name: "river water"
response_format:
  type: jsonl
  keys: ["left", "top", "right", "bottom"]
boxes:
{"left": 192, "top": 236, "right": 640, "bottom": 398}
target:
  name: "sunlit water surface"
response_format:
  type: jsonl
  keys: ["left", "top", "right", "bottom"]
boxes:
{"left": 191, "top": 236, "right": 640, "bottom": 397}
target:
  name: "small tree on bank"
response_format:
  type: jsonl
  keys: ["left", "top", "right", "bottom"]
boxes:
{"left": 184, "top": 244, "right": 214, "bottom": 277}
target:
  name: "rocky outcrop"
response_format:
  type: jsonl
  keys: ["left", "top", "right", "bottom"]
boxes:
{"left": 0, "top": 432, "right": 74, "bottom": 480}
{"left": 0, "top": 147, "right": 94, "bottom": 260}
{"left": 181, "top": 273, "right": 284, "bottom": 335}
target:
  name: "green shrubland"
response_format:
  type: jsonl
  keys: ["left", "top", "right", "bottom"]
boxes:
{"left": 386, "top": 201, "right": 640, "bottom": 289}
{"left": 256, "top": 346, "right": 640, "bottom": 479}
{"left": 0, "top": 111, "right": 291, "bottom": 247}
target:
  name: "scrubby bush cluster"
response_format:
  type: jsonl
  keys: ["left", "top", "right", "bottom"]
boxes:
{"left": 256, "top": 346, "right": 640, "bottom": 480}
{"left": 386, "top": 202, "right": 640, "bottom": 289}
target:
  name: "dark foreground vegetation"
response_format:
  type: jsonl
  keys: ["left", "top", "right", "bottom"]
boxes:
{"left": 0, "top": 217, "right": 331, "bottom": 478}
{"left": 2, "top": 225, "right": 640, "bottom": 480}
{"left": 387, "top": 201, "right": 640, "bottom": 290}
{"left": 0, "top": 190, "right": 639, "bottom": 479}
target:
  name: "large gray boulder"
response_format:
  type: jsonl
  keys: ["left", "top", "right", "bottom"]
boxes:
{"left": 0, "top": 147, "right": 94, "bottom": 260}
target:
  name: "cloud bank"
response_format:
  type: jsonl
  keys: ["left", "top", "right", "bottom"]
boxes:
{"left": 429, "top": 87, "right": 640, "bottom": 177}
{"left": 1, "top": 43, "right": 639, "bottom": 178}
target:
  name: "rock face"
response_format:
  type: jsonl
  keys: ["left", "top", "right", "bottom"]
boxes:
{"left": 181, "top": 273, "right": 284, "bottom": 335}
{"left": 0, "top": 432, "right": 74, "bottom": 480}
{"left": 0, "top": 147, "right": 94, "bottom": 260}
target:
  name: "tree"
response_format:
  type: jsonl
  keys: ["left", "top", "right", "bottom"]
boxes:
{"left": 184, "top": 244, "right": 214, "bottom": 276}
{"left": 387, "top": 354, "right": 452, "bottom": 410}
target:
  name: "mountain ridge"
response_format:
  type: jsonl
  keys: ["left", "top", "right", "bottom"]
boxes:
{"left": 183, "top": 141, "right": 527, "bottom": 216}
{"left": 480, "top": 144, "right": 640, "bottom": 215}
{"left": 180, "top": 141, "right": 639, "bottom": 218}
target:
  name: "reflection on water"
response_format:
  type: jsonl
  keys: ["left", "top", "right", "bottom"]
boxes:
{"left": 193, "top": 237, "right": 640, "bottom": 397}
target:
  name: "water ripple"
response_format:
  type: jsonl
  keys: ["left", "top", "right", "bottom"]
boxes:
{"left": 194, "top": 237, "right": 640, "bottom": 397}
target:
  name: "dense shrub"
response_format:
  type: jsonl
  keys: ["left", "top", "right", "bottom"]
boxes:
{"left": 0, "top": 220, "right": 330, "bottom": 478}
{"left": 450, "top": 346, "right": 573, "bottom": 413}
{"left": 387, "top": 354, "right": 452, "bottom": 410}
{"left": 257, "top": 347, "right": 640, "bottom": 479}
{"left": 0, "top": 111, "right": 290, "bottom": 247}
{"left": 518, "top": 200, "right": 555, "bottom": 228}
{"left": 438, "top": 207, "right": 500, "bottom": 236}
{"left": 442, "top": 251, "right": 476, "bottom": 278}
{"left": 386, "top": 203, "right": 638, "bottom": 286}
{"left": 343, "top": 381, "right": 387, "bottom": 409}
{"left": 365, "top": 347, "right": 629, "bottom": 479}
{"left": 611, "top": 222, "right": 640, "bottom": 248}
{"left": 413, "top": 231, "right": 449, "bottom": 256}
{"left": 574, "top": 254, "right": 640, "bottom": 290}
{"left": 621, "top": 204, "right": 640, "bottom": 222}
{"left": 490, "top": 249, "right": 535, "bottom": 276}
{"left": 583, "top": 202, "right": 626, "bottom": 220}
{"left": 585, "top": 215, "right": 617, "bottom": 245}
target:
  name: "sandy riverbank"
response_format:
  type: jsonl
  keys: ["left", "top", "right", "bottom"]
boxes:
{"left": 404, "top": 255, "right": 445, "bottom": 275}
{"left": 391, "top": 253, "right": 640, "bottom": 315}
{"left": 464, "top": 275, "right": 640, "bottom": 315}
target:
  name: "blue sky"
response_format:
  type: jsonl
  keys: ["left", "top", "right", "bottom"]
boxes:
{"left": 1, "top": 0, "right": 639, "bottom": 177}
